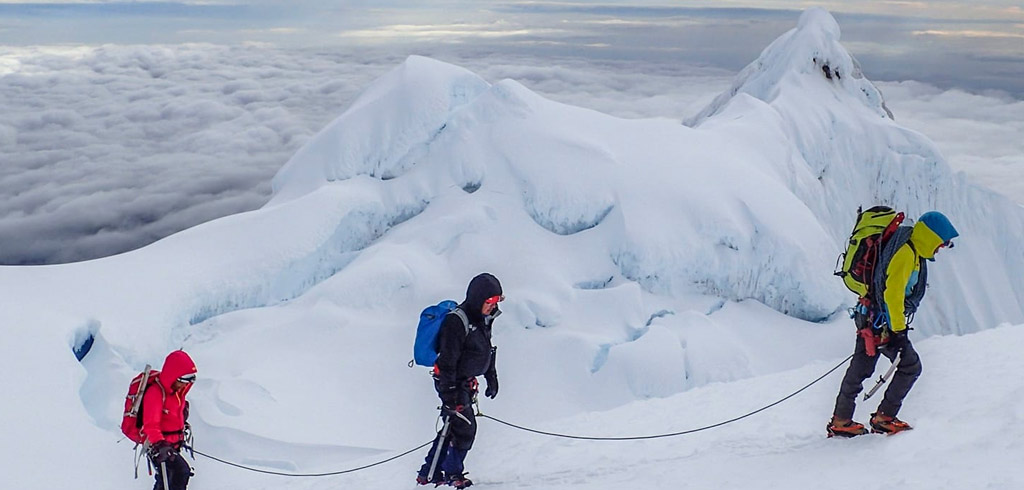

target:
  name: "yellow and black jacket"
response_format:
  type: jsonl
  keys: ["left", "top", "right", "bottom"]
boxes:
{"left": 879, "top": 220, "right": 949, "bottom": 332}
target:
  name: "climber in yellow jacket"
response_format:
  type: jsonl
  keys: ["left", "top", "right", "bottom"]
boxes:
{"left": 828, "top": 211, "right": 959, "bottom": 437}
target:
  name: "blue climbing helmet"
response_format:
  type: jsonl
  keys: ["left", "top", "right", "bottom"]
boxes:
{"left": 918, "top": 211, "right": 959, "bottom": 245}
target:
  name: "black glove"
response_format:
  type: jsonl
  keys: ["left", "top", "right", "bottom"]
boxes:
{"left": 888, "top": 329, "right": 909, "bottom": 352}
{"left": 483, "top": 346, "right": 499, "bottom": 399}
{"left": 149, "top": 440, "right": 174, "bottom": 464}
{"left": 484, "top": 372, "right": 499, "bottom": 399}
{"left": 440, "top": 389, "right": 460, "bottom": 411}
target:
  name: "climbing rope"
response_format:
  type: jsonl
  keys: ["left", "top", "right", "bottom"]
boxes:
{"left": 178, "top": 354, "right": 854, "bottom": 476}
{"left": 185, "top": 439, "right": 433, "bottom": 477}
{"left": 478, "top": 353, "right": 854, "bottom": 441}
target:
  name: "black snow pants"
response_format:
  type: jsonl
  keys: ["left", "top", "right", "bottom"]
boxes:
{"left": 418, "top": 378, "right": 478, "bottom": 480}
{"left": 834, "top": 314, "right": 922, "bottom": 420}
{"left": 151, "top": 447, "right": 192, "bottom": 490}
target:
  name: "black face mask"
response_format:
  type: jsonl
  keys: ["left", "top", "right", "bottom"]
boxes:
{"left": 485, "top": 307, "right": 502, "bottom": 323}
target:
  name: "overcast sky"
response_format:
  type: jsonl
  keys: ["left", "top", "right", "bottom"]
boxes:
{"left": 1, "top": 1, "right": 1022, "bottom": 264}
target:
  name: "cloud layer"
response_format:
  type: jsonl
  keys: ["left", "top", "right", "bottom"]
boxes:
{"left": 879, "top": 80, "right": 1024, "bottom": 204}
{"left": 2, "top": 2, "right": 1022, "bottom": 94}
{"left": 1, "top": 42, "right": 1021, "bottom": 264}
{"left": 0, "top": 44, "right": 396, "bottom": 264}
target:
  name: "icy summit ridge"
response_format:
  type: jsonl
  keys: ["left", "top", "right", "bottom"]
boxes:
{"left": 685, "top": 7, "right": 892, "bottom": 126}
{"left": 273, "top": 9, "right": 895, "bottom": 204}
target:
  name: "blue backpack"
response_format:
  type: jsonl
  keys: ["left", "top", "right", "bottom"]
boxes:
{"left": 412, "top": 300, "right": 469, "bottom": 367}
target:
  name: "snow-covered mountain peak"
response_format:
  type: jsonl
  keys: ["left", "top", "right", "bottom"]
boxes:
{"left": 686, "top": 7, "right": 892, "bottom": 126}
{"left": 270, "top": 55, "right": 490, "bottom": 202}
{"left": 796, "top": 6, "right": 840, "bottom": 34}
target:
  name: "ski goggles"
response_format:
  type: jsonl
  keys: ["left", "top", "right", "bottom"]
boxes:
{"left": 177, "top": 373, "right": 197, "bottom": 384}
{"left": 483, "top": 295, "right": 504, "bottom": 306}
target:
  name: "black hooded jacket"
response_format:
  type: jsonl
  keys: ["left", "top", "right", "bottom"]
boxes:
{"left": 436, "top": 273, "right": 502, "bottom": 393}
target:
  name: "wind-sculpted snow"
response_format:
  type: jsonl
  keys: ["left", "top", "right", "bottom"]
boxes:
{"left": 270, "top": 56, "right": 490, "bottom": 202}
{"left": 270, "top": 55, "right": 852, "bottom": 321}
{"left": 186, "top": 195, "right": 428, "bottom": 326}
{"left": 3, "top": 10, "right": 1024, "bottom": 488}
{"left": 512, "top": 124, "right": 618, "bottom": 235}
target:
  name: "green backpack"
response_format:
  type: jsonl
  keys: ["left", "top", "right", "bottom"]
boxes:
{"left": 834, "top": 206, "right": 905, "bottom": 297}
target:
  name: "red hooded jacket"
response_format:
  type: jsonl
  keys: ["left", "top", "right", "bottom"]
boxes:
{"left": 141, "top": 350, "right": 197, "bottom": 446}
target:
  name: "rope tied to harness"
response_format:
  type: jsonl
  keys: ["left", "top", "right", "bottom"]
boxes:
{"left": 479, "top": 354, "right": 854, "bottom": 441}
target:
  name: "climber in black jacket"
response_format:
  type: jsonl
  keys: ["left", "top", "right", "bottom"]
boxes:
{"left": 417, "top": 273, "right": 503, "bottom": 489}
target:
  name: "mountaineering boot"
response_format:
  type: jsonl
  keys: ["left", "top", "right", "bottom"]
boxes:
{"left": 446, "top": 473, "right": 474, "bottom": 489}
{"left": 827, "top": 416, "right": 869, "bottom": 438}
{"left": 416, "top": 473, "right": 444, "bottom": 486}
{"left": 870, "top": 412, "right": 912, "bottom": 434}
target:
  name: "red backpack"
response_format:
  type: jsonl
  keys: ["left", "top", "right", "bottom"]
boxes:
{"left": 121, "top": 366, "right": 165, "bottom": 445}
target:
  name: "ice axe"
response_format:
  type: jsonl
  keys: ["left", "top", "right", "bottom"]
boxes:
{"left": 426, "top": 406, "right": 472, "bottom": 481}
{"left": 426, "top": 416, "right": 451, "bottom": 482}
{"left": 863, "top": 351, "right": 901, "bottom": 401}
{"left": 160, "top": 461, "right": 171, "bottom": 490}
{"left": 451, "top": 408, "right": 472, "bottom": 426}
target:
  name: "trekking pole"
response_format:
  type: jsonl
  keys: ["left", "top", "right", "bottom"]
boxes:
{"left": 427, "top": 416, "right": 452, "bottom": 482}
{"left": 864, "top": 351, "right": 901, "bottom": 401}
{"left": 160, "top": 461, "right": 171, "bottom": 490}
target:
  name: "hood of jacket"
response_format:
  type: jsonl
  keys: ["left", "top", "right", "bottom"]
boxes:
{"left": 462, "top": 273, "right": 502, "bottom": 323}
{"left": 160, "top": 350, "right": 197, "bottom": 391}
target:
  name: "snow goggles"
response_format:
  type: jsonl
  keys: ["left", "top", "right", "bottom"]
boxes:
{"left": 483, "top": 295, "right": 504, "bottom": 306}
{"left": 177, "top": 374, "right": 197, "bottom": 383}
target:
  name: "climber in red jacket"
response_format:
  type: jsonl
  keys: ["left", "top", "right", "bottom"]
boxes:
{"left": 142, "top": 350, "right": 197, "bottom": 490}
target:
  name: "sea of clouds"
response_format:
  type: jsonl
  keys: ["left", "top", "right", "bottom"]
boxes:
{"left": 1, "top": 43, "right": 1021, "bottom": 264}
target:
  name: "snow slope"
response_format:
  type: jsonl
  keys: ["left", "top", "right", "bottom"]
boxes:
{"left": 258, "top": 324, "right": 1020, "bottom": 490}
{"left": 1, "top": 8, "right": 1022, "bottom": 489}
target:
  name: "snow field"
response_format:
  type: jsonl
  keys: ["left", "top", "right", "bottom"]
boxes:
{"left": 184, "top": 324, "right": 1024, "bottom": 490}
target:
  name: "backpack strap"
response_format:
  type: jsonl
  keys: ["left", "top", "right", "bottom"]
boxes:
{"left": 451, "top": 308, "right": 470, "bottom": 336}
{"left": 150, "top": 374, "right": 167, "bottom": 404}
{"left": 871, "top": 225, "right": 913, "bottom": 306}
{"left": 904, "top": 253, "right": 928, "bottom": 319}
{"left": 870, "top": 225, "right": 930, "bottom": 325}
